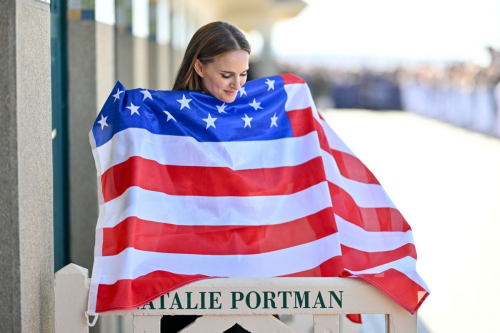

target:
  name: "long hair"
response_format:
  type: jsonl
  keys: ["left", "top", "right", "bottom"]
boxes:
{"left": 172, "top": 22, "right": 251, "bottom": 91}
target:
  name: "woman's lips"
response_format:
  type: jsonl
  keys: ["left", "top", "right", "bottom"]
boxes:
{"left": 224, "top": 90, "right": 237, "bottom": 95}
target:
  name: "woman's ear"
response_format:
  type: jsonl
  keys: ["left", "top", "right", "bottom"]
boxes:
{"left": 194, "top": 59, "right": 204, "bottom": 78}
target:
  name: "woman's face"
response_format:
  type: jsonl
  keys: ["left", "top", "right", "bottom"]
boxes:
{"left": 194, "top": 49, "right": 250, "bottom": 103}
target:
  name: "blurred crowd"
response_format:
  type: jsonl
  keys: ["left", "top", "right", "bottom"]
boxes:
{"left": 279, "top": 47, "right": 500, "bottom": 138}
{"left": 399, "top": 62, "right": 499, "bottom": 136}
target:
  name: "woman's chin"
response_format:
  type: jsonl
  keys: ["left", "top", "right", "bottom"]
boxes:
{"left": 218, "top": 93, "right": 237, "bottom": 104}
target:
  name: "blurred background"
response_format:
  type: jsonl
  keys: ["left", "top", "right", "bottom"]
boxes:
{"left": 49, "top": 0, "right": 500, "bottom": 332}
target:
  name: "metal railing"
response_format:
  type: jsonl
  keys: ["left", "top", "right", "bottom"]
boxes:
{"left": 54, "top": 264, "right": 417, "bottom": 333}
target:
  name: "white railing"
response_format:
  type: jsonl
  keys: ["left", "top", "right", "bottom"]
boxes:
{"left": 54, "top": 264, "right": 417, "bottom": 333}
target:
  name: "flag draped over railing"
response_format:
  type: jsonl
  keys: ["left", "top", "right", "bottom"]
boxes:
{"left": 87, "top": 73, "right": 429, "bottom": 315}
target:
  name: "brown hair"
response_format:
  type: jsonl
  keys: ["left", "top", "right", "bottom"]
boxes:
{"left": 172, "top": 21, "right": 251, "bottom": 91}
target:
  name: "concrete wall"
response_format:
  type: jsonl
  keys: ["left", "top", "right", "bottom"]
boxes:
{"left": 0, "top": 0, "right": 54, "bottom": 332}
{"left": 133, "top": 37, "right": 149, "bottom": 88}
{"left": 148, "top": 40, "right": 159, "bottom": 90}
{"left": 96, "top": 22, "right": 116, "bottom": 112}
{"left": 66, "top": 19, "right": 115, "bottom": 276}
{"left": 67, "top": 19, "right": 99, "bottom": 275}
{"left": 157, "top": 44, "right": 172, "bottom": 89}
{"left": 116, "top": 32, "right": 134, "bottom": 88}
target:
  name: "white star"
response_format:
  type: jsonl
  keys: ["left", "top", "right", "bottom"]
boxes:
{"left": 97, "top": 114, "right": 109, "bottom": 130}
{"left": 140, "top": 89, "right": 153, "bottom": 101}
{"left": 112, "top": 88, "right": 124, "bottom": 102}
{"left": 249, "top": 98, "right": 263, "bottom": 111}
{"left": 242, "top": 114, "right": 253, "bottom": 128}
{"left": 202, "top": 113, "right": 217, "bottom": 129}
{"left": 270, "top": 113, "right": 278, "bottom": 128}
{"left": 265, "top": 78, "right": 275, "bottom": 91}
{"left": 239, "top": 86, "right": 247, "bottom": 97}
{"left": 163, "top": 111, "right": 176, "bottom": 122}
{"left": 216, "top": 103, "right": 227, "bottom": 113}
{"left": 126, "top": 103, "right": 140, "bottom": 116}
{"left": 177, "top": 94, "right": 192, "bottom": 110}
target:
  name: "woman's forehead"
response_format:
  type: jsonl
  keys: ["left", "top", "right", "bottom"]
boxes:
{"left": 212, "top": 50, "right": 249, "bottom": 71}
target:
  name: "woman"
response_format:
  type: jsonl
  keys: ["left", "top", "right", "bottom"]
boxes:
{"left": 161, "top": 21, "right": 252, "bottom": 333}
{"left": 172, "top": 21, "right": 251, "bottom": 103}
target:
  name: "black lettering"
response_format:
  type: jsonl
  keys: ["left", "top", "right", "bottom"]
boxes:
{"left": 200, "top": 292, "right": 207, "bottom": 309}
{"left": 263, "top": 291, "right": 277, "bottom": 309}
{"left": 209, "top": 292, "right": 222, "bottom": 309}
{"left": 245, "top": 291, "right": 262, "bottom": 309}
{"left": 186, "top": 292, "right": 198, "bottom": 309}
{"left": 329, "top": 291, "right": 343, "bottom": 308}
{"left": 169, "top": 293, "right": 183, "bottom": 309}
{"left": 277, "top": 291, "right": 292, "bottom": 309}
{"left": 313, "top": 292, "right": 326, "bottom": 308}
{"left": 231, "top": 292, "right": 244, "bottom": 309}
{"left": 159, "top": 295, "right": 166, "bottom": 310}
{"left": 294, "top": 291, "right": 310, "bottom": 308}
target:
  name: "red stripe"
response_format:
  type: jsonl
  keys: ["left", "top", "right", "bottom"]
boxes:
{"left": 287, "top": 107, "right": 330, "bottom": 152}
{"left": 96, "top": 270, "right": 211, "bottom": 312}
{"left": 341, "top": 244, "right": 417, "bottom": 271}
{"left": 101, "top": 156, "right": 327, "bottom": 202}
{"left": 96, "top": 266, "right": 428, "bottom": 314}
{"left": 346, "top": 314, "right": 362, "bottom": 324}
{"left": 281, "top": 256, "right": 428, "bottom": 314}
{"left": 280, "top": 73, "right": 306, "bottom": 85}
{"left": 330, "top": 150, "right": 380, "bottom": 185}
{"left": 358, "top": 269, "right": 429, "bottom": 314}
{"left": 102, "top": 208, "right": 338, "bottom": 256}
{"left": 287, "top": 107, "right": 380, "bottom": 184}
{"left": 279, "top": 244, "right": 418, "bottom": 279}
{"left": 328, "top": 182, "right": 411, "bottom": 232}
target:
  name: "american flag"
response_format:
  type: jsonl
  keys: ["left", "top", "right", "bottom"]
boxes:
{"left": 87, "top": 73, "right": 429, "bottom": 315}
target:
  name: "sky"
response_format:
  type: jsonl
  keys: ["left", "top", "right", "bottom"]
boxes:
{"left": 271, "top": 0, "right": 500, "bottom": 67}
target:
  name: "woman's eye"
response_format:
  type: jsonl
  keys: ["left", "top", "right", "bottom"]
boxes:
{"left": 221, "top": 74, "right": 231, "bottom": 79}
{"left": 241, "top": 72, "right": 247, "bottom": 77}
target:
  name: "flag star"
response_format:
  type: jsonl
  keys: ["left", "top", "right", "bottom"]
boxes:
{"left": 270, "top": 113, "right": 278, "bottom": 127}
{"left": 163, "top": 111, "right": 176, "bottom": 122}
{"left": 126, "top": 103, "right": 140, "bottom": 116}
{"left": 239, "top": 86, "right": 247, "bottom": 97}
{"left": 177, "top": 94, "right": 192, "bottom": 110}
{"left": 202, "top": 113, "right": 217, "bottom": 129}
{"left": 216, "top": 102, "right": 227, "bottom": 113}
{"left": 249, "top": 98, "right": 263, "bottom": 111}
{"left": 97, "top": 114, "right": 109, "bottom": 130}
{"left": 265, "top": 78, "right": 275, "bottom": 91}
{"left": 242, "top": 114, "right": 253, "bottom": 128}
{"left": 140, "top": 89, "right": 153, "bottom": 101}
{"left": 112, "top": 88, "right": 124, "bottom": 102}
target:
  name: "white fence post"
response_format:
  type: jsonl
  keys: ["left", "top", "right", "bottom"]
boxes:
{"left": 54, "top": 264, "right": 90, "bottom": 333}
{"left": 54, "top": 264, "right": 418, "bottom": 333}
{"left": 313, "top": 314, "right": 340, "bottom": 333}
{"left": 133, "top": 315, "right": 162, "bottom": 333}
{"left": 385, "top": 308, "right": 417, "bottom": 333}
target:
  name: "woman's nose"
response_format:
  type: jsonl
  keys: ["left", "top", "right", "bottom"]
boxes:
{"left": 231, "top": 78, "right": 241, "bottom": 90}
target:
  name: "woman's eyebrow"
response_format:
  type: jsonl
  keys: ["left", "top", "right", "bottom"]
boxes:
{"left": 219, "top": 69, "right": 250, "bottom": 74}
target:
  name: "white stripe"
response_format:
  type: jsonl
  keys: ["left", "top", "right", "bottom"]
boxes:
{"left": 283, "top": 83, "right": 357, "bottom": 158}
{"left": 319, "top": 119, "right": 356, "bottom": 156}
{"left": 321, "top": 150, "right": 397, "bottom": 209}
{"left": 335, "top": 215, "right": 414, "bottom": 252}
{"left": 98, "top": 233, "right": 342, "bottom": 285}
{"left": 346, "top": 256, "right": 430, "bottom": 292}
{"left": 94, "top": 128, "right": 322, "bottom": 175}
{"left": 88, "top": 131, "right": 103, "bottom": 315}
{"left": 284, "top": 83, "right": 320, "bottom": 120}
{"left": 102, "top": 181, "right": 333, "bottom": 228}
